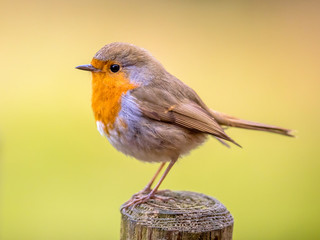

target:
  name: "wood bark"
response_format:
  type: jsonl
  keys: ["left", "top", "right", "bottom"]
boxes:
{"left": 120, "top": 191, "right": 233, "bottom": 240}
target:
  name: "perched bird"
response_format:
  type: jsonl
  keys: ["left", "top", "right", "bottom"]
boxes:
{"left": 76, "top": 42, "right": 293, "bottom": 208}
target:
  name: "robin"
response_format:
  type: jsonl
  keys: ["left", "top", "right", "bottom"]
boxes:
{"left": 76, "top": 42, "right": 293, "bottom": 208}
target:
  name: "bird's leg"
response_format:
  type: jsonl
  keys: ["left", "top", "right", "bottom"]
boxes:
{"left": 139, "top": 162, "right": 166, "bottom": 194}
{"left": 147, "top": 159, "right": 176, "bottom": 194}
{"left": 122, "top": 158, "right": 177, "bottom": 209}
{"left": 131, "top": 163, "right": 166, "bottom": 198}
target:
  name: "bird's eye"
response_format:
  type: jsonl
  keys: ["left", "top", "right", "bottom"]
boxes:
{"left": 110, "top": 64, "right": 120, "bottom": 73}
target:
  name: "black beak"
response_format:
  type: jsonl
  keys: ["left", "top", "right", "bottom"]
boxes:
{"left": 75, "top": 64, "right": 100, "bottom": 72}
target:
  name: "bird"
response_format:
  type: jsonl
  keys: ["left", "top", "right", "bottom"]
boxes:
{"left": 76, "top": 42, "right": 293, "bottom": 208}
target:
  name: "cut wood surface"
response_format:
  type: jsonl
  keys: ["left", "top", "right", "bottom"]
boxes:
{"left": 120, "top": 191, "right": 234, "bottom": 240}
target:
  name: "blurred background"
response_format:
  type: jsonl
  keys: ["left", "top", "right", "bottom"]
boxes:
{"left": 1, "top": 0, "right": 319, "bottom": 239}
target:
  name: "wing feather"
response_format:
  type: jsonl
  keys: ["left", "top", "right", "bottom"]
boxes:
{"left": 132, "top": 88, "right": 240, "bottom": 146}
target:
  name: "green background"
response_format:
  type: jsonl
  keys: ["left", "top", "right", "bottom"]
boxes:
{"left": 1, "top": 0, "right": 319, "bottom": 239}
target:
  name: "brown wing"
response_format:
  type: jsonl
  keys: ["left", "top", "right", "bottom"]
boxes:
{"left": 131, "top": 86, "right": 240, "bottom": 147}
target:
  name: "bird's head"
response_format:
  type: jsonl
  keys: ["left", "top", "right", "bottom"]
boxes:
{"left": 76, "top": 42, "right": 165, "bottom": 86}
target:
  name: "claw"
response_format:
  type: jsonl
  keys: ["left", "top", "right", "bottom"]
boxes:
{"left": 121, "top": 191, "right": 173, "bottom": 210}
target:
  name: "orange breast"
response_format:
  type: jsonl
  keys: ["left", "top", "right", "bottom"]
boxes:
{"left": 91, "top": 59, "right": 137, "bottom": 135}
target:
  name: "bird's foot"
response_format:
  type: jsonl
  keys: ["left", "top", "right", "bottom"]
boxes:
{"left": 121, "top": 190, "right": 172, "bottom": 210}
{"left": 131, "top": 187, "right": 152, "bottom": 198}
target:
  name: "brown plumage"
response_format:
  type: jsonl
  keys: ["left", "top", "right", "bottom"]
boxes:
{"left": 76, "top": 42, "right": 293, "bottom": 209}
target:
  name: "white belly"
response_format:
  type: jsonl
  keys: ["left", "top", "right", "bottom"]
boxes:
{"left": 96, "top": 118, "right": 207, "bottom": 163}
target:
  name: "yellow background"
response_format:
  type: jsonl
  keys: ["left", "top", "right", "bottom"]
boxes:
{"left": 1, "top": 0, "right": 319, "bottom": 239}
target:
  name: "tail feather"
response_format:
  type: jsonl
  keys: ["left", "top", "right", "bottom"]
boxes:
{"left": 210, "top": 110, "right": 294, "bottom": 137}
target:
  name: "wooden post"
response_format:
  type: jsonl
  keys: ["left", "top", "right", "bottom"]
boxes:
{"left": 120, "top": 191, "right": 234, "bottom": 240}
